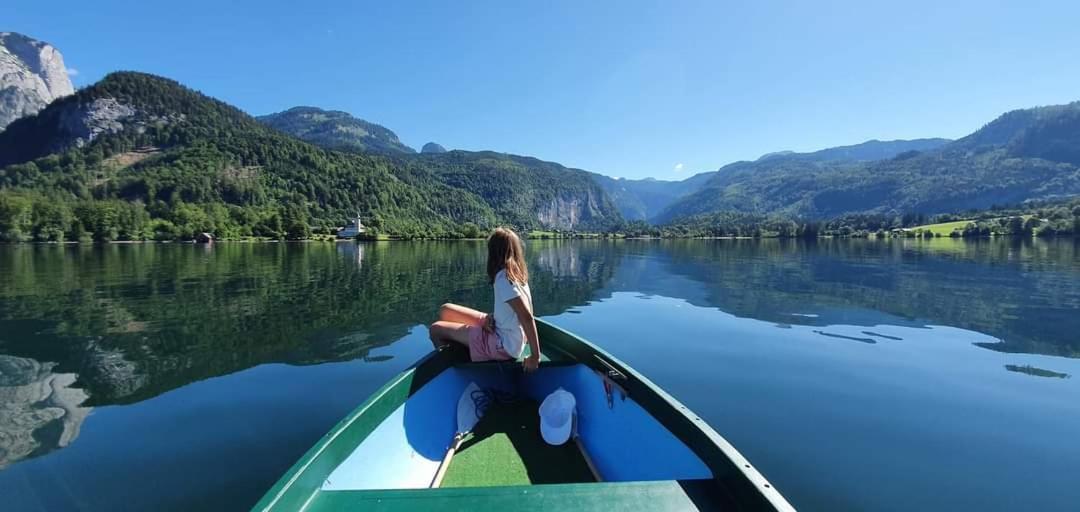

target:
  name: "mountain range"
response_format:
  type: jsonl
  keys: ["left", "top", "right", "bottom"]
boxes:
{"left": 0, "top": 31, "right": 1079, "bottom": 240}
{"left": 655, "top": 106, "right": 1080, "bottom": 223}
{"left": 251, "top": 101, "right": 1080, "bottom": 225}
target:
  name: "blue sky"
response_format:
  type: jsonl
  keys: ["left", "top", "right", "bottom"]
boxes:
{"left": 8, "top": 0, "right": 1080, "bottom": 179}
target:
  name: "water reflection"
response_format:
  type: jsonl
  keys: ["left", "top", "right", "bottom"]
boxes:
{"left": 0, "top": 238, "right": 1077, "bottom": 492}
{"left": 336, "top": 242, "right": 364, "bottom": 268}
{"left": 0, "top": 355, "right": 91, "bottom": 469}
{"left": 547, "top": 291, "right": 1080, "bottom": 512}
{"left": 0, "top": 241, "right": 614, "bottom": 468}
{"left": 625, "top": 238, "right": 1080, "bottom": 357}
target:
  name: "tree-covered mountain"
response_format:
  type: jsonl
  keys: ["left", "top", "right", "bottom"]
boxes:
{"left": 261, "top": 105, "right": 623, "bottom": 231}
{"left": 0, "top": 72, "right": 499, "bottom": 241}
{"left": 256, "top": 106, "right": 416, "bottom": 155}
{"left": 596, "top": 139, "right": 950, "bottom": 222}
{"left": 412, "top": 150, "right": 622, "bottom": 231}
{"left": 0, "top": 72, "right": 622, "bottom": 242}
{"left": 954, "top": 101, "right": 1080, "bottom": 166}
{"left": 758, "top": 138, "right": 951, "bottom": 163}
{"left": 656, "top": 105, "right": 1080, "bottom": 223}
{"left": 2, "top": 70, "right": 1079, "bottom": 241}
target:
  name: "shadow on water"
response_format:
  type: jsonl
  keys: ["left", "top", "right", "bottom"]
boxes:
{"left": 812, "top": 330, "right": 877, "bottom": 344}
{"left": 862, "top": 331, "right": 903, "bottom": 341}
{"left": 1004, "top": 364, "right": 1070, "bottom": 379}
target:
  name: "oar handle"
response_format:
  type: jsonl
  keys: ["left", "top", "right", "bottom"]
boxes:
{"left": 430, "top": 432, "right": 466, "bottom": 488}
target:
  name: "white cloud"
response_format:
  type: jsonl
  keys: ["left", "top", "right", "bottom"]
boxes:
{"left": 673, "top": 163, "right": 684, "bottom": 173}
{"left": 66, "top": 67, "right": 79, "bottom": 77}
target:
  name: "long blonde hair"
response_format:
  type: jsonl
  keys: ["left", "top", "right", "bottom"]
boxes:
{"left": 487, "top": 227, "right": 528, "bottom": 285}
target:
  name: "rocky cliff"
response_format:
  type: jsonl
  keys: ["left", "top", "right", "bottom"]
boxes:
{"left": 537, "top": 190, "right": 607, "bottom": 231}
{"left": 0, "top": 32, "right": 74, "bottom": 131}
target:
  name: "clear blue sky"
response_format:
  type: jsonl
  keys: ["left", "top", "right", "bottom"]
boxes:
{"left": 8, "top": 0, "right": 1080, "bottom": 179}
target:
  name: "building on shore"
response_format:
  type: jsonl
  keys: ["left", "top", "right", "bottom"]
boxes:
{"left": 337, "top": 216, "right": 366, "bottom": 239}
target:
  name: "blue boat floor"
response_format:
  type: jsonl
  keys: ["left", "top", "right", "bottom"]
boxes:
{"left": 440, "top": 399, "right": 596, "bottom": 487}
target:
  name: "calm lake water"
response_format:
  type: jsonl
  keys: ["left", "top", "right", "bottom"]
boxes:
{"left": 1, "top": 239, "right": 1078, "bottom": 511}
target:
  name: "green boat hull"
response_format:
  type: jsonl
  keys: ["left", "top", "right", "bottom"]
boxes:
{"left": 252, "top": 319, "right": 794, "bottom": 511}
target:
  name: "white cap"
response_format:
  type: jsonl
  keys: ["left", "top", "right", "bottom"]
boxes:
{"left": 539, "top": 388, "right": 576, "bottom": 446}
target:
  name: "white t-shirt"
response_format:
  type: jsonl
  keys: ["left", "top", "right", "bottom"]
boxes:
{"left": 493, "top": 269, "right": 532, "bottom": 358}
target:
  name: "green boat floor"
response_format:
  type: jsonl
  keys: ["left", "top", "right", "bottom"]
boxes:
{"left": 440, "top": 399, "right": 596, "bottom": 488}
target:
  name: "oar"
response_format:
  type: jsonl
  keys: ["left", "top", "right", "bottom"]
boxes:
{"left": 571, "top": 412, "right": 603, "bottom": 482}
{"left": 430, "top": 382, "right": 484, "bottom": 488}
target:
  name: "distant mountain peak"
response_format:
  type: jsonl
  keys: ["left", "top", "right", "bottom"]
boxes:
{"left": 757, "top": 139, "right": 952, "bottom": 163}
{"left": 0, "top": 32, "right": 75, "bottom": 130}
{"left": 421, "top": 142, "right": 447, "bottom": 153}
{"left": 757, "top": 150, "right": 796, "bottom": 161}
{"left": 257, "top": 106, "right": 415, "bottom": 155}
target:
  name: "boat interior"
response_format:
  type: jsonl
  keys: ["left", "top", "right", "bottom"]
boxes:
{"left": 255, "top": 320, "right": 791, "bottom": 511}
{"left": 322, "top": 359, "right": 713, "bottom": 491}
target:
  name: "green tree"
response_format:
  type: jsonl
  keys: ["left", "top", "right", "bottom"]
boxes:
{"left": 0, "top": 193, "right": 32, "bottom": 241}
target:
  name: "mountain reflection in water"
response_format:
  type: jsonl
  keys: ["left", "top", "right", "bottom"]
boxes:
{"left": 0, "top": 355, "right": 90, "bottom": 469}
{"left": 0, "top": 238, "right": 1077, "bottom": 511}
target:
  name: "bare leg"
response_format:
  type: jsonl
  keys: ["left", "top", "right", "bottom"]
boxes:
{"left": 429, "top": 320, "right": 473, "bottom": 350}
{"left": 438, "top": 303, "right": 486, "bottom": 327}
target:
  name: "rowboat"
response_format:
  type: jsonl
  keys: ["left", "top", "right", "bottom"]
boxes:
{"left": 252, "top": 319, "right": 794, "bottom": 511}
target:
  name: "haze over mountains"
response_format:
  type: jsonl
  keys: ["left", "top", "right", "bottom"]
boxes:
{"left": 1, "top": 31, "right": 1079, "bottom": 241}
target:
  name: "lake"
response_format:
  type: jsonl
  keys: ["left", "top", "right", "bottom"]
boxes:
{"left": 1, "top": 238, "right": 1078, "bottom": 511}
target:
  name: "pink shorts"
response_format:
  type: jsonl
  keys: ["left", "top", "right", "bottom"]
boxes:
{"left": 467, "top": 319, "right": 513, "bottom": 362}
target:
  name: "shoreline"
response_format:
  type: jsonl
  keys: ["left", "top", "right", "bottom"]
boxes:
{"left": 0, "top": 234, "right": 1063, "bottom": 245}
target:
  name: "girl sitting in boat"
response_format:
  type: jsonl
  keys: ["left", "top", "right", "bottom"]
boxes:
{"left": 429, "top": 227, "right": 541, "bottom": 372}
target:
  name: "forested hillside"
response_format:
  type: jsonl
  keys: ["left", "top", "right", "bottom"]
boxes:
{"left": 257, "top": 106, "right": 416, "bottom": 155}
{"left": 412, "top": 151, "right": 622, "bottom": 231}
{"left": 759, "top": 138, "right": 951, "bottom": 163}
{"left": 1, "top": 71, "right": 1078, "bottom": 242}
{"left": 0, "top": 72, "right": 498, "bottom": 241}
{"left": 596, "top": 139, "right": 951, "bottom": 222}
{"left": 656, "top": 104, "right": 1080, "bottom": 223}
{"left": 261, "top": 107, "right": 623, "bottom": 232}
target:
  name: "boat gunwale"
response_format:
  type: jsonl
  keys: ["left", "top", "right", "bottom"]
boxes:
{"left": 251, "top": 319, "right": 795, "bottom": 511}
{"left": 252, "top": 349, "right": 451, "bottom": 511}
{"left": 534, "top": 319, "right": 796, "bottom": 512}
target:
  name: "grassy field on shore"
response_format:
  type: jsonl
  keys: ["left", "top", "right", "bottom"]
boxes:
{"left": 909, "top": 215, "right": 1034, "bottom": 236}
